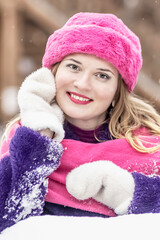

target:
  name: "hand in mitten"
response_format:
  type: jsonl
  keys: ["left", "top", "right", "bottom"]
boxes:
{"left": 66, "top": 161, "right": 135, "bottom": 215}
{"left": 18, "top": 67, "right": 64, "bottom": 142}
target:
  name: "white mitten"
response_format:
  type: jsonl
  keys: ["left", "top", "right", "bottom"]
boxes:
{"left": 66, "top": 161, "right": 135, "bottom": 215}
{"left": 18, "top": 67, "right": 64, "bottom": 142}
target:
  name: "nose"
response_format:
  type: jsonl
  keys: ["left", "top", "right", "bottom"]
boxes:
{"left": 73, "top": 73, "right": 91, "bottom": 91}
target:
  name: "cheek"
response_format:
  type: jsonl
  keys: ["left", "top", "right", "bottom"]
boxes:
{"left": 55, "top": 75, "right": 69, "bottom": 106}
{"left": 96, "top": 87, "right": 116, "bottom": 102}
{"left": 55, "top": 73, "right": 71, "bottom": 91}
{"left": 55, "top": 76, "right": 64, "bottom": 90}
{"left": 55, "top": 76, "right": 63, "bottom": 104}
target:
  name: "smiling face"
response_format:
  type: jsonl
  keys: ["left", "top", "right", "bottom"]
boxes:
{"left": 55, "top": 53, "right": 118, "bottom": 130}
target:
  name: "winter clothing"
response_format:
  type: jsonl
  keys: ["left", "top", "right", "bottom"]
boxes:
{"left": 66, "top": 161, "right": 135, "bottom": 215}
{"left": 129, "top": 172, "right": 160, "bottom": 214}
{"left": 0, "top": 13, "right": 159, "bottom": 233}
{"left": 0, "top": 126, "right": 63, "bottom": 233}
{"left": 42, "top": 12, "right": 142, "bottom": 91}
{"left": 63, "top": 120, "right": 114, "bottom": 143}
{"left": 17, "top": 68, "right": 64, "bottom": 142}
{"left": 48, "top": 131, "right": 160, "bottom": 217}
{"left": 1, "top": 121, "right": 160, "bottom": 227}
{"left": 1, "top": 62, "right": 160, "bottom": 233}
{"left": 43, "top": 202, "right": 109, "bottom": 218}
{"left": 0, "top": 121, "right": 115, "bottom": 220}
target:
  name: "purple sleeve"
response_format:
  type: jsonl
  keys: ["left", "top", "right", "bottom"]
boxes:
{"left": 0, "top": 156, "right": 12, "bottom": 218}
{"left": 0, "top": 126, "right": 63, "bottom": 232}
{"left": 128, "top": 172, "right": 160, "bottom": 214}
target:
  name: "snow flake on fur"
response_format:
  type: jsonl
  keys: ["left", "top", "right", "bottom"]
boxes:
{"left": 0, "top": 126, "right": 63, "bottom": 233}
{"left": 3, "top": 167, "right": 49, "bottom": 223}
{"left": 129, "top": 172, "right": 160, "bottom": 214}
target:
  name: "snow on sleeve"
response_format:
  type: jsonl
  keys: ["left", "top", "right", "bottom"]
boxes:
{"left": 3, "top": 167, "right": 48, "bottom": 223}
{"left": 129, "top": 172, "right": 160, "bottom": 214}
{"left": 0, "top": 126, "right": 63, "bottom": 233}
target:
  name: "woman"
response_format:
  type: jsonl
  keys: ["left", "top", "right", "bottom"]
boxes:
{"left": 0, "top": 12, "right": 160, "bottom": 233}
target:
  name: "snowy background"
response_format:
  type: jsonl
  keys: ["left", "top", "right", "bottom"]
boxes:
{"left": 0, "top": 0, "right": 160, "bottom": 126}
{"left": 0, "top": 125, "right": 3, "bottom": 139}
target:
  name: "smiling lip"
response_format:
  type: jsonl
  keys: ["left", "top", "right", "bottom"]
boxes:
{"left": 67, "top": 92, "right": 93, "bottom": 105}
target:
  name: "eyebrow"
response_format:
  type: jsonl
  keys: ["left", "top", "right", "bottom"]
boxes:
{"left": 96, "top": 68, "right": 115, "bottom": 76}
{"left": 65, "top": 58, "right": 82, "bottom": 65}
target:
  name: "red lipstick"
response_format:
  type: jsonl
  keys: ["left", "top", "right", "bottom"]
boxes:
{"left": 67, "top": 92, "right": 93, "bottom": 105}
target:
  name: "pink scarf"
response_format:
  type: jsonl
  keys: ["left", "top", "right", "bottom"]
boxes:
{"left": 1, "top": 123, "right": 160, "bottom": 217}
{"left": 47, "top": 135, "right": 160, "bottom": 217}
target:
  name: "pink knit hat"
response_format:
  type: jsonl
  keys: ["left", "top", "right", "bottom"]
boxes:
{"left": 42, "top": 12, "right": 142, "bottom": 91}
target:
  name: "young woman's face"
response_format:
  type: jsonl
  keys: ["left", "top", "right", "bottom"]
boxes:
{"left": 55, "top": 53, "right": 118, "bottom": 129}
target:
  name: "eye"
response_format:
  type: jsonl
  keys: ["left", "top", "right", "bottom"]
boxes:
{"left": 96, "top": 73, "right": 111, "bottom": 80}
{"left": 67, "top": 64, "right": 80, "bottom": 71}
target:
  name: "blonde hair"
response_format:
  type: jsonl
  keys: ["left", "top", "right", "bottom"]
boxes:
{"left": 109, "top": 76, "right": 160, "bottom": 153}
{"left": 1, "top": 67, "right": 160, "bottom": 153}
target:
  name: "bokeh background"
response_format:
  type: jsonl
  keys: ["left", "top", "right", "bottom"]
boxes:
{"left": 0, "top": 0, "right": 160, "bottom": 136}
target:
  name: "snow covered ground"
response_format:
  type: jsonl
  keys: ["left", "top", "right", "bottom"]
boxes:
{"left": 1, "top": 213, "right": 160, "bottom": 240}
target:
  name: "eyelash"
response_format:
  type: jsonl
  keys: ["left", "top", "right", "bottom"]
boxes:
{"left": 66, "top": 64, "right": 80, "bottom": 71}
{"left": 66, "top": 64, "right": 111, "bottom": 80}
{"left": 96, "top": 73, "right": 111, "bottom": 80}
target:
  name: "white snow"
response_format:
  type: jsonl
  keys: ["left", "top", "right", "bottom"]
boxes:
{"left": 3, "top": 166, "right": 52, "bottom": 224}
{"left": 1, "top": 213, "right": 160, "bottom": 240}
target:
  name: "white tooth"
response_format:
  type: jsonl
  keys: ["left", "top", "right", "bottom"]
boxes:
{"left": 71, "top": 93, "right": 89, "bottom": 101}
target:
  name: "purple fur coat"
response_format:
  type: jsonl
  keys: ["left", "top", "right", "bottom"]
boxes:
{"left": 1, "top": 125, "right": 160, "bottom": 233}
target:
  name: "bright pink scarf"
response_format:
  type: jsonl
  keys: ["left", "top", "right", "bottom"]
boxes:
{"left": 1, "top": 123, "right": 160, "bottom": 217}
{"left": 47, "top": 135, "right": 160, "bottom": 217}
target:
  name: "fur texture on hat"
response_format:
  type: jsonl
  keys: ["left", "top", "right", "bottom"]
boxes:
{"left": 42, "top": 12, "right": 142, "bottom": 91}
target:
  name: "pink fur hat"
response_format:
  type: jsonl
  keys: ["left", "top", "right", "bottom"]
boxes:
{"left": 42, "top": 12, "right": 142, "bottom": 91}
